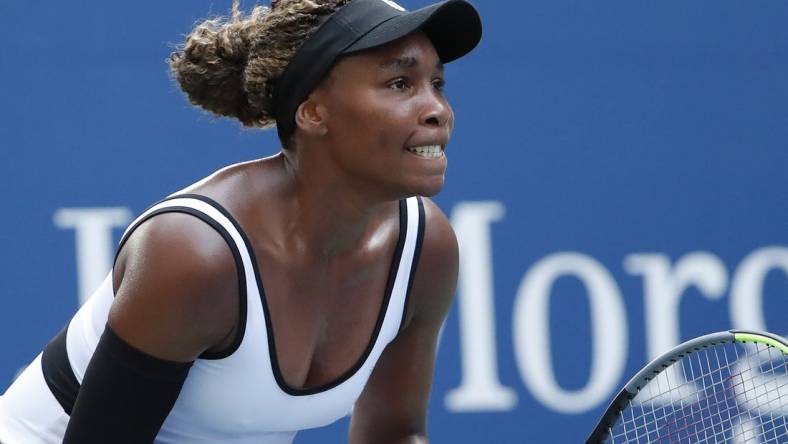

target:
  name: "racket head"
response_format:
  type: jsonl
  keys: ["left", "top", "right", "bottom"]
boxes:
{"left": 586, "top": 330, "right": 788, "bottom": 444}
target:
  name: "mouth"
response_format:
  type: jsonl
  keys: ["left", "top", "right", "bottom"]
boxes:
{"left": 405, "top": 144, "right": 445, "bottom": 159}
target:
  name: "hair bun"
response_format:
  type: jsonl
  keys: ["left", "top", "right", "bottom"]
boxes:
{"left": 169, "top": 6, "right": 274, "bottom": 127}
{"left": 169, "top": 0, "right": 351, "bottom": 133}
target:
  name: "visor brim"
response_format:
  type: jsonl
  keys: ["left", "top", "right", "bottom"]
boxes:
{"left": 343, "top": 0, "right": 482, "bottom": 63}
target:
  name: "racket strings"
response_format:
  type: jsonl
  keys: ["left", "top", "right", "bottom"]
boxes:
{"left": 674, "top": 345, "right": 784, "bottom": 443}
{"left": 611, "top": 377, "right": 787, "bottom": 442}
{"left": 727, "top": 344, "right": 787, "bottom": 444}
{"left": 606, "top": 341, "right": 787, "bottom": 443}
{"left": 613, "top": 362, "right": 785, "bottom": 442}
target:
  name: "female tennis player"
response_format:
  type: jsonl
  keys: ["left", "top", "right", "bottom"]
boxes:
{"left": 0, "top": 0, "right": 481, "bottom": 442}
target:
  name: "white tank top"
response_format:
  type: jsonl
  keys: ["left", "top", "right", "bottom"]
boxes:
{"left": 62, "top": 194, "right": 425, "bottom": 443}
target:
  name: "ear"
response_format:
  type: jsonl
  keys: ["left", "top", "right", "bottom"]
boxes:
{"left": 294, "top": 97, "right": 328, "bottom": 137}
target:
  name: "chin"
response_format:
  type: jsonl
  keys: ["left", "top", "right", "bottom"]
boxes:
{"left": 382, "top": 175, "right": 445, "bottom": 200}
{"left": 411, "top": 177, "right": 445, "bottom": 197}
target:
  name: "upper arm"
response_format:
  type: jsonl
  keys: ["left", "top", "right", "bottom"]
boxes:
{"left": 62, "top": 213, "right": 241, "bottom": 443}
{"left": 109, "top": 211, "right": 240, "bottom": 362}
{"left": 349, "top": 197, "right": 459, "bottom": 444}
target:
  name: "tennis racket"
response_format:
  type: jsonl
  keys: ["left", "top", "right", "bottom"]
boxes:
{"left": 586, "top": 330, "right": 787, "bottom": 444}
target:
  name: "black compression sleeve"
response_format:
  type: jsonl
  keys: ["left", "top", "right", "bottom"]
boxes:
{"left": 63, "top": 325, "right": 193, "bottom": 444}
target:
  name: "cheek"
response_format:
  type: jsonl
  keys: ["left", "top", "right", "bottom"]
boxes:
{"left": 373, "top": 121, "right": 405, "bottom": 154}
{"left": 341, "top": 99, "right": 412, "bottom": 153}
{"left": 325, "top": 88, "right": 416, "bottom": 164}
{"left": 372, "top": 103, "right": 414, "bottom": 148}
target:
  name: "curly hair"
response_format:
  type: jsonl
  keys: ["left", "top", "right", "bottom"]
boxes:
{"left": 169, "top": 0, "right": 351, "bottom": 129}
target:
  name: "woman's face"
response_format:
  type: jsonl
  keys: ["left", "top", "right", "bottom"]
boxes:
{"left": 312, "top": 31, "right": 454, "bottom": 199}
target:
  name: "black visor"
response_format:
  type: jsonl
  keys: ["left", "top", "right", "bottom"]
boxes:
{"left": 274, "top": 0, "right": 482, "bottom": 141}
{"left": 344, "top": 0, "right": 482, "bottom": 62}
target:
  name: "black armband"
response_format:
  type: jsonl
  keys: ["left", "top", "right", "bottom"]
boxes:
{"left": 63, "top": 325, "right": 193, "bottom": 444}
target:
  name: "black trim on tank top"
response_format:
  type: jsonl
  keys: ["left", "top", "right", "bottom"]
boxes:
{"left": 167, "top": 193, "right": 408, "bottom": 396}
{"left": 41, "top": 325, "right": 80, "bottom": 415}
{"left": 399, "top": 196, "right": 426, "bottom": 334}
{"left": 112, "top": 205, "right": 248, "bottom": 360}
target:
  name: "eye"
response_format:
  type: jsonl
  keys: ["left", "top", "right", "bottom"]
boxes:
{"left": 432, "top": 78, "right": 446, "bottom": 92}
{"left": 387, "top": 78, "right": 411, "bottom": 91}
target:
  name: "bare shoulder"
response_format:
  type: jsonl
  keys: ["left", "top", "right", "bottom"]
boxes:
{"left": 110, "top": 211, "right": 240, "bottom": 362}
{"left": 406, "top": 197, "right": 459, "bottom": 325}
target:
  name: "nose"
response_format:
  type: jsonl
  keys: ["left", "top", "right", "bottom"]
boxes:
{"left": 419, "top": 89, "right": 453, "bottom": 129}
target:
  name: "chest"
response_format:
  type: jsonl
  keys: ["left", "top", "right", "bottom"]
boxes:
{"left": 261, "top": 253, "right": 395, "bottom": 390}
{"left": 164, "top": 222, "right": 411, "bottom": 436}
{"left": 238, "top": 202, "right": 402, "bottom": 390}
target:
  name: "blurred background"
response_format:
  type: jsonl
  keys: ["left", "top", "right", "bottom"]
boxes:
{"left": 1, "top": 0, "right": 786, "bottom": 442}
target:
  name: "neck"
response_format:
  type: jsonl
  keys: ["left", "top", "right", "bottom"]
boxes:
{"left": 273, "top": 147, "right": 389, "bottom": 259}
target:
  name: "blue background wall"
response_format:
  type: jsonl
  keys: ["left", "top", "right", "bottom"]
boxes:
{"left": 1, "top": 0, "right": 786, "bottom": 442}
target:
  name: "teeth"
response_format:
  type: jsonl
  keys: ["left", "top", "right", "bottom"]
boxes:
{"left": 406, "top": 144, "right": 444, "bottom": 159}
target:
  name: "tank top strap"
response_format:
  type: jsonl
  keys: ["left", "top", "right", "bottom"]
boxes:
{"left": 113, "top": 193, "right": 259, "bottom": 360}
{"left": 116, "top": 194, "right": 256, "bottom": 270}
{"left": 387, "top": 196, "right": 426, "bottom": 337}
